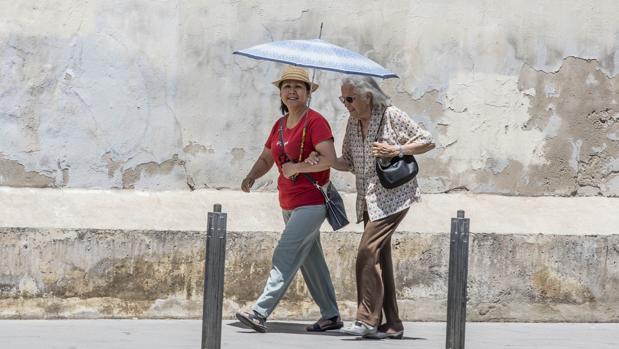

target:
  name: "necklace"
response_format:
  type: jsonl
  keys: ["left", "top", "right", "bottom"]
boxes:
{"left": 288, "top": 106, "right": 308, "bottom": 123}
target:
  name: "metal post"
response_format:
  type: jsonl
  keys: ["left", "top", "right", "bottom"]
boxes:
{"left": 446, "top": 210, "right": 471, "bottom": 349}
{"left": 446, "top": 215, "right": 458, "bottom": 348}
{"left": 201, "top": 204, "right": 227, "bottom": 349}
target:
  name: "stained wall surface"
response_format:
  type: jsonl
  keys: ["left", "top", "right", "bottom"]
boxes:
{"left": 1, "top": 1, "right": 618, "bottom": 195}
{"left": 2, "top": 226, "right": 618, "bottom": 322}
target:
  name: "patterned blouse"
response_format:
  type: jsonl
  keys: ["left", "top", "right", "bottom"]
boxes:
{"left": 342, "top": 105, "right": 434, "bottom": 222}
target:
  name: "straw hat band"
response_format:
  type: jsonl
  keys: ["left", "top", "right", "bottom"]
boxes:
{"left": 272, "top": 66, "right": 319, "bottom": 92}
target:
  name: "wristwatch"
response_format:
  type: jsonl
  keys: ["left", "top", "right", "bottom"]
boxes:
{"left": 396, "top": 144, "right": 404, "bottom": 158}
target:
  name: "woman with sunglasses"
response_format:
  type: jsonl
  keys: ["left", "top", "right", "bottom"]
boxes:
{"left": 307, "top": 76, "right": 434, "bottom": 339}
{"left": 235, "top": 66, "right": 343, "bottom": 333}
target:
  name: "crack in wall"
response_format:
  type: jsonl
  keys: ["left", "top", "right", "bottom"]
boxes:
{"left": 180, "top": 161, "right": 195, "bottom": 191}
{"left": 521, "top": 55, "right": 617, "bottom": 80}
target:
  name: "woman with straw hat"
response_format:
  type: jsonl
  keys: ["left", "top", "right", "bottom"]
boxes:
{"left": 235, "top": 66, "right": 343, "bottom": 333}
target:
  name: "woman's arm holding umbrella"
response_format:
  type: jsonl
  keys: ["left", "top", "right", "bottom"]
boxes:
{"left": 242, "top": 147, "right": 275, "bottom": 192}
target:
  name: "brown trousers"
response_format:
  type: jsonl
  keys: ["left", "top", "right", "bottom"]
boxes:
{"left": 356, "top": 208, "right": 409, "bottom": 327}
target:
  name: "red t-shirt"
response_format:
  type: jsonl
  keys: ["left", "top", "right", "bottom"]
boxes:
{"left": 265, "top": 109, "right": 333, "bottom": 210}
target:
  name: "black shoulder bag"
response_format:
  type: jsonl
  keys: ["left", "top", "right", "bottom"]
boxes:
{"left": 278, "top": 117, "right": 349, "bottom": 231}
{"left": 374, "top": 111, "right": 419, "bottom": 189}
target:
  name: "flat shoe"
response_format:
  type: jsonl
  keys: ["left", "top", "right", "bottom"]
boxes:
{"left": 305, "top": 316, "right": 344, "bottom": 332}
{"left": 365, "top": 329, "right": 404, "bottom": 339}
{"left": 340, "top": 321, "right": 377, "bottom": 336}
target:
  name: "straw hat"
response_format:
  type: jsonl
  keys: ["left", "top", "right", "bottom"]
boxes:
{"left": 272, "top": 66, "right": 319, "bottom": 92}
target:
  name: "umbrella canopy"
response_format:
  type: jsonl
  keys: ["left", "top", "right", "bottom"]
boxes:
{"left": 233, "top": 39, "right": 398, "bottom": 79}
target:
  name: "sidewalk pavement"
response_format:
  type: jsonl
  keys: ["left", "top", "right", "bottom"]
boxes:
{"left": 1, "top": 320, "right": 617, "bottom": 349}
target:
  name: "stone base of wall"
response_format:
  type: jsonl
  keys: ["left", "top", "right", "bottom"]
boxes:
{"left": 1, "top": 228, "right": 618, "bottom": 322}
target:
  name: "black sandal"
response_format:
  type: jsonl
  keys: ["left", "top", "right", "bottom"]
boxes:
{"left": 305, "top": 315, "right": 344, "bottom": 332}
{"left": 236, "top": 310, "right": 267, "bottom": 333}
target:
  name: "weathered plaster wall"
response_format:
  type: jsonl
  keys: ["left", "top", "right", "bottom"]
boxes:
{"left": 1, "top": 227, "right": 618, "bottom": 322}
{"left": 1, "top": 1, "right": 618, "bottom": 195}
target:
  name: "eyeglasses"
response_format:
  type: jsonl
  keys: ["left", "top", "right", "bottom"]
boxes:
{"left": 339, "top": 95, "right": 356, "bottom": 104}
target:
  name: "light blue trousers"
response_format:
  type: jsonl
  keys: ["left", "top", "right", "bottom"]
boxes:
{"left": 253, "top": 204, "right": 340, "bottom": 320}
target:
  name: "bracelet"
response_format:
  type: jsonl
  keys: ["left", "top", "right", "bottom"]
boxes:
{"left": 397, "top": 144, "right": 404, "bottom": 158}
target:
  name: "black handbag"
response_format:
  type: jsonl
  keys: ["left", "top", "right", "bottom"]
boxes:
{"left": 374, "top": 111, "right": 419, "bottom": 189}
{"left": 303, "top": 175, "right": 350, "bottom": 231}
{"left": 278, "top": 118, "right": 350, "bottom": 231}
{"left": 376, "top": 155, "right": 418, "bottom": 189}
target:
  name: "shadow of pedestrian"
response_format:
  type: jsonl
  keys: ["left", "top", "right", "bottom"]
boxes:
{"left": 228, "top": 321, "right": 348, "bottom": 336}
{"left": 340, "top": 335, "right": 427, "bottom": 341}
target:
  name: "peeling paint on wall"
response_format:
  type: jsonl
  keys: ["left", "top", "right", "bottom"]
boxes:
{"left": 121, "top": 155, "right": 188, "bottom": 190}
{"left": 519, "top": 58, "right": 619, "bottom": 196}
{"left": 101, "top": 152, "right": 123, "bottom": 178}
{"left": 0, "top": 154, "right": 55, "bottom": 187}
{"left": 1, "top": 1, "right": 618, "bottom": 196}
{"left": 183, "top": 142, "right": 209, "bottom": 156}
{"left": 230, "top": 148, "right": 245, "bottom": 162}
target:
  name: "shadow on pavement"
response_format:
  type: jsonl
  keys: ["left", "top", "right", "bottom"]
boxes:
{"left": 228, "top": 322, "right": 426, "bottom": 340}
{"left": 228, "top": 321, "right": 346, "bottom": 336}
{"left": 340, "top": 336, "right": 427, "bottom": 341}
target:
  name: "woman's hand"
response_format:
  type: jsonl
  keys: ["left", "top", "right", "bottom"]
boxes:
{"left": 304, "top": 151, "right": 321, "bottom": 166}
{"left": 281, "top": 162, "right": 299, "bottom": 179}
{"left": 372, "top": 142, "right": 398, "bottom": 158}
{"left": 241, "top": 176, "right": 255, "bottom": 192}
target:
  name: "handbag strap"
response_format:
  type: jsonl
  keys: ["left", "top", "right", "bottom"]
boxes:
{"left": 278, "top": 117, "right": 329, "bottom": 202}
{"left": 277, "top": 113, "right": 310, "bottom": 161}
{"left": 302, "top": 173, "right": 329, "bottom": 202}
{"left": 374, "top": 108, "right": 387, "bottom": 142}
{"left": 374, "top": 108, "right": 411, "bottom": 153}
{"left": 278, "top": 117, "right": 292, "bottom": 163}
{"left": 373, "top": 107, "right": 417, "bottom": 145}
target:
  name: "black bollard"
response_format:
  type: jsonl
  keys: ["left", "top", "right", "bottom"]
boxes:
{"left": 201, "top": 204, "right": 227, "bottom": 349}
{"left": 446, "top": 210, "right": 470, "bottom": 349}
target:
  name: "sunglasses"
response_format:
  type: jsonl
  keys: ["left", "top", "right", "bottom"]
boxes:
{"left": 339, "top": 95, "right": 356, "bottom": 104}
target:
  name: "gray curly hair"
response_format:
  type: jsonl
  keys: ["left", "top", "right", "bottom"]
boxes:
{"left": 341, "top": 75, "right": 391, "bottom": 109}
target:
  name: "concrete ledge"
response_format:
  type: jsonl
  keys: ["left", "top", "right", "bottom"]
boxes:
{"left": 0, "top": 188, "right": 618, "bottom": 321}
{"left": 0, "top": 187, "right": 618, "bottom": 234}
